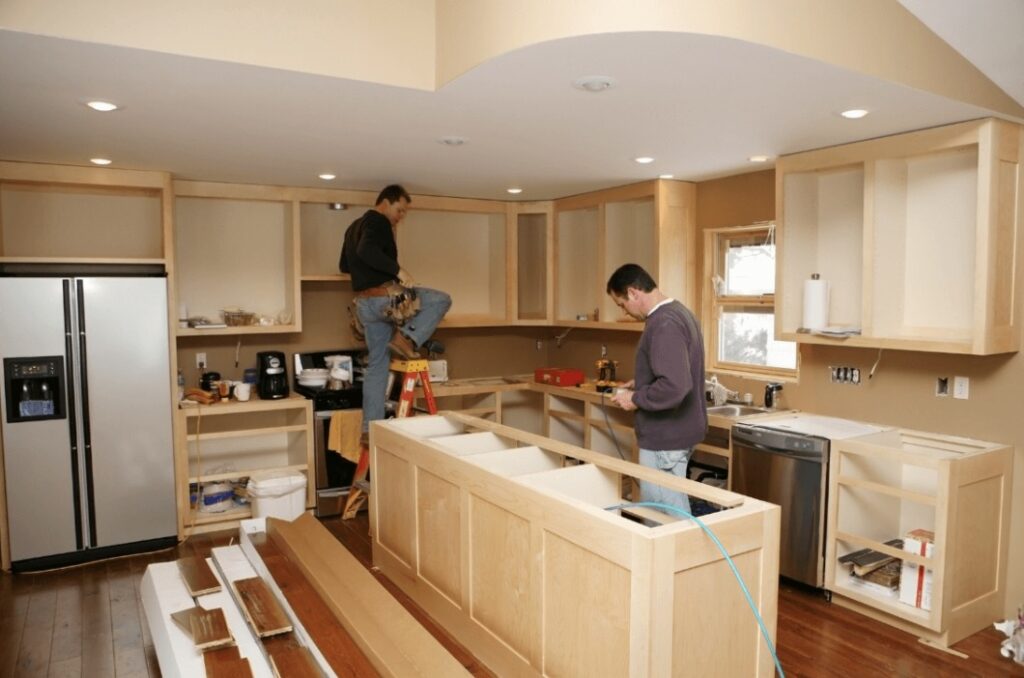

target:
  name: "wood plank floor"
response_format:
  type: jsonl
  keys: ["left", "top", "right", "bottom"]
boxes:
{"left": 1, "top": 516, "right": 1020, "bottom": 677}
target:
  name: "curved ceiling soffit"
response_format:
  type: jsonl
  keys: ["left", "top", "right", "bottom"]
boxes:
{"left": 433, "top": 1, "right": 1024, "bottom": 120}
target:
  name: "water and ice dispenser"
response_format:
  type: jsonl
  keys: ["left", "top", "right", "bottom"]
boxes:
{"left": 3, "top": 356, "right": 66, "bottom": 423}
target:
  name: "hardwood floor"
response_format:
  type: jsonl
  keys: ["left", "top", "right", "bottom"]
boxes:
{"left": 0, "top": 517, "right": 1020, "bottom": 677}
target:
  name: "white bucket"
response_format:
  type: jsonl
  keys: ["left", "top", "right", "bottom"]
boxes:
{"left": 246, "top": 470, "right": 307, "bottom": 521}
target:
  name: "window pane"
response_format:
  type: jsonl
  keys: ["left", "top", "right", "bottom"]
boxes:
{"left": 718, "top": 307, "right": 796, "bottom": 369}
{"left": 724, "top": 237, "right": 775, "bottom": 296}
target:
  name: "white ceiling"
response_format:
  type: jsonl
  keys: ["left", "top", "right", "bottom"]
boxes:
{"left": 1, "top": 4, "right": 1022, "bottom": 201}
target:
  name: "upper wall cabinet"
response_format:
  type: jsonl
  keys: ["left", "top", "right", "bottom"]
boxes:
{"left": 776, "top": 119, "right": 1022, "bottom": 354}
{"left": 553, "top": 179, "right": 697, "bottom": 330}
{"left": 174, "top": 182, "right": 301, "bottom": 335}
{"left": 0, "top": 162, "right": 170, "bottom": 263}
{"left": 512, "top": 202, "right": 554, "bottom": 324}
{"left": 299, "top": 201, "right": 371, "bottom": 281}
{"left": 396, "top": 197, "right": 510, "bottom": 327}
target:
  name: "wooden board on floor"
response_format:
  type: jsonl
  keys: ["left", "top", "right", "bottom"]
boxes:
{"left": 177, "top": 556, "right": 221, "bottom": 596}
{"left": 267, "top": 642, "right": 321, "bottom": 678}
{"left": 203, "top": 645, "right": 253, "bottom": 678}
{"left": 232, "top": 577, "right": 293, "bottom": 638}
{"left": 246, "top": 529, "right": 379, "bottom": 677}
{"left": 169, "top": 606, "right": 234, "bottom": 651}
{"left": 266, "top": 513, "right": 470, "bottom": 677}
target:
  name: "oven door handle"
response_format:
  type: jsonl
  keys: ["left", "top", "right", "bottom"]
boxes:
{"left": 733, "top": 439, "right": 825, "bottom": 463}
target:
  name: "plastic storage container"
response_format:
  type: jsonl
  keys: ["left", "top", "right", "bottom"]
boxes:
{"left": 246, "top": 470, "right": 307, "bottom": 521}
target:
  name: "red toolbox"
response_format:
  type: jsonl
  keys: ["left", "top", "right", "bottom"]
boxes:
{"left": 534, "top": 367, "right": 585, "bottom": 387}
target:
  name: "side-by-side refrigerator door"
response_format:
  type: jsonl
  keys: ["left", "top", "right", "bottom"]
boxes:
{"left": 0, "top": 278, "right": 81, "bottom": 562}
{"left": 78, "top": 277, "right": 176, "bottom": 548}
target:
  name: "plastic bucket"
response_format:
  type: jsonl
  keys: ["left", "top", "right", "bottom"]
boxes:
{"left": 246, "top": 470, "right": 307, "bottom": 521}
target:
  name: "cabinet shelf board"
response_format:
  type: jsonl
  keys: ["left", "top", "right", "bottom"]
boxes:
{"left": 831, "top": 573, "right": 933, "bottom": 628}
{"left": 0, "top": 256, "right": 167, "bottom": 266}
{"left": 438, "top": 315, "right": 511, "bottom": 328}
{"left": 301, "top": 274, "right": 350, "bottom": 282}
{"left": 187, "top": 505, "right": 252, "bottom": 526}
{"left": 186, "top": 424, "right": 308, "bottom": 442}
{"left": 176, "top": 323, "right": 300, "bottom": 336}
{"left": 180, "top": 397, "right": 310, "bottom": 417}
{"left": 552, "top": 320, "right": 644, "bottom": 331}
{"left": 188, "top": 463, "right": 307, "bottom": 484}
{"left": 835, "top": 476, "right": 937, "bottom": 506}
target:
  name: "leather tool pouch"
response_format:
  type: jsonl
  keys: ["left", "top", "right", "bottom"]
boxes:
{"left": 383, "top": 281, "right": 420, "bottom": 324}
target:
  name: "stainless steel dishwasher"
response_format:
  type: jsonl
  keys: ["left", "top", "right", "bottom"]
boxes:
{"left": 731, "top": 413, "right": 885, "bottom": 589}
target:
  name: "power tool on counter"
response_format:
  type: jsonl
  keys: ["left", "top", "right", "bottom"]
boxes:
{"left": 595, "top": 358, "right": 618, "bottom": 393}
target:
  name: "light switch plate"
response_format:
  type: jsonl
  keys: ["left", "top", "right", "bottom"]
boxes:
{"left": 953, "top": 376, "right": 969, "bottom": 400}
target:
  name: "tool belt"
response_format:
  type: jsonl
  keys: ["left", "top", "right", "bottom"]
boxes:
{"left": 348, "top": 281, "right": 420, "bottom": 342}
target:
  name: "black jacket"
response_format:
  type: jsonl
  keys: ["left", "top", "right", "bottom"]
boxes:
{"left": 339, "top": 210, "right": 400, "bottom": 291}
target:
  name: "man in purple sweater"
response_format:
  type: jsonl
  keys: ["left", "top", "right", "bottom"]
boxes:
{"left": 607, "top": 263, "right": 707, "bottom": 512}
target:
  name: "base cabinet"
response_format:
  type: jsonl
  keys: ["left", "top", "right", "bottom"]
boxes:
{"left": 370, "top": 412, "right": 781, "bottom": 677}
{"left": 824, "top": 428, "right": 1013, "bottom": 647}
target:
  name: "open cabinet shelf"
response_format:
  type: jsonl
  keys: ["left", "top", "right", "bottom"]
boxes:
{"left": 776, "top": 118, "right": 1022, "bottom": 354}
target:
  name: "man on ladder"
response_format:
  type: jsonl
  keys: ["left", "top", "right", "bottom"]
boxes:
{"left": 341, "top": 358, "right": 437, "bottom": 519}
{"left": 338, "top": 184, "right": 451, "bottom": 519}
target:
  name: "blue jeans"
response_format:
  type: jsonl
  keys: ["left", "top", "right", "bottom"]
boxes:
{"left": 637, "top": 447, "right": 693, "bottom": 514}
{"left": 356, "top": 286, "right": 451, "bottom": 432}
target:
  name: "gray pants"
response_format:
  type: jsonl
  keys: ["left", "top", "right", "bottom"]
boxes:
{"left": 637, "top": 447, "right": 693, "bottom": 514}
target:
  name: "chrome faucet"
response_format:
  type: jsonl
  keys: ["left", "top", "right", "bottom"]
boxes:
{"left": 764, "top": 382, "right": 784, "bottom": 409}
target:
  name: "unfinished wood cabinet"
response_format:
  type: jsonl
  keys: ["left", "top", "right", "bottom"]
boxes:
{"left": 824, "top": 428, "right": 1013, "bottom": 648}
{"left": 174, "top": 181, "right": 301, "bottom": 335}
{"left": 175, "top": 396, "right": 313, "bottom": 536}
{"left": 299, "top": 200, "right": 372, "bottom": 281}
{"left": 553, "top": 179, "right": 697, "bottom": 331}
{"left": 512, "top": 202, "right": 554, "bottom": 324}
{"left": 0, "top": 161, "right": 172, "bottom": 263}
{"left": 370, "top": 412, "right": 780, "bottom": 677}
{"left": 776, "top": 118, "right": 1023, "bottom": 354}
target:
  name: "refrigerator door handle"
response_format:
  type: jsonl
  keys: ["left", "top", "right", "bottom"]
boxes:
{"left": 63, "top": 280, "right": 84, "bottom": 551}
{"left": 75, "top": 279, "right": 98, "bottom": 547}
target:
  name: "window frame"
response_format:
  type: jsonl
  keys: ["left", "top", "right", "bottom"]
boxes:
{"left": 701, "top": 223, "right": 798, "bottom": 381}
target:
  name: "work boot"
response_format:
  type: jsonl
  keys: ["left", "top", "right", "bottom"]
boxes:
{"left": 388, "top": 331, "right": 419, "bottom": 359}
{"left": 421, "top": 339, "right": 445, "bottom": 357}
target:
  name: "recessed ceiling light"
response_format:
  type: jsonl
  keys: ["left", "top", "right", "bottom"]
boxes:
{"left": 318, "top": 173, "right": 336, "bottom": 180}
{"left": 86, "top": 100, "right": 118, "bottom": 112}
{"left": 634, "top": 157, "right": 654, "bottom": 164}
{"left": 438, "top": 136, "right": 467, "bottom": 146}
{"left": 506, "top": 187, "right": 523, "bottom": 195}
{"left": 659, "top": 174, "right": 674, "bottom": 180}
{"left": 840, "top": 109, "right": 869, "bottom": 119}
{"left": 572, "top": 75, "right": 615, "bottom": 92}
{"left": 90, "top": 158, "right": 112, "bottom": 165}
{"left": 748, "top": 155, "right": 770, "bottom": 163}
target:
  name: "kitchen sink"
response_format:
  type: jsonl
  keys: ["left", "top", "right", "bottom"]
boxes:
{"left": 706, "top": 404, "right": 772, "bottom": 417}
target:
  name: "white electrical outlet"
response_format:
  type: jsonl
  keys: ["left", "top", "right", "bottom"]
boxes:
{"left": 196, "top": 352, "right": 207, "bottom": 369}
{"left": 535, "top": 340, "right": 543, "bottom": 351}
{"left": 953, "top": 376, "right": 969, "bottom": 400}
{"left": 600, "top": 344, "right": 607, "bottom": 358}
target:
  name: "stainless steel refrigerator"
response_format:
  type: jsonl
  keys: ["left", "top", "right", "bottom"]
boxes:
{"left": 0, "top": 264, "right": 177, "bottom": 571}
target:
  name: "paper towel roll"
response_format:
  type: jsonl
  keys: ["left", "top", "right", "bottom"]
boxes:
{"left": 802, "top": 276, "right": 830, "bottom": 330}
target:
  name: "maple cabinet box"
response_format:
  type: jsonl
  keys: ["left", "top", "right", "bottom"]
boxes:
{"left": 369, "top": 412, "right": 781, "bottom": 677}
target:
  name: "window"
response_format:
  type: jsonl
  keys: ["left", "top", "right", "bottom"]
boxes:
{"left": 702, "top": 224, "right": 797, "bottom": 377}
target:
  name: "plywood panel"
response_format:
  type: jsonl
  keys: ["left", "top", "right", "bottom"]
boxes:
{"left": 299, "top": 201, "right": 371, "bottom": 277}
{"left": 603, "top": 199, "right": 656, "bottom": 320}
{"left": 417, "top": 469, "right": 463, "bottom": 604}
{"left": 951, "top": 475, "right": 1001, "bottom": 606}
{"left": 555, "top": 207, "right": 599, "bottom": 320}
{"left": 468, "top": 496, "right": 534, "bottom": 660}
{"left": 517, "top": 212, "right": 548, "bottom": 320}
{"left": 542, "top": 532, "right": 630, "bottom": 677}
{"left": 1, "top": 185, "right": 162, "bottom": 258}
{"left": 673, "top": 549, "right": 763, "bottom": 677}
{"left": 375, "top": 449, "right": 416, "bottom": 567}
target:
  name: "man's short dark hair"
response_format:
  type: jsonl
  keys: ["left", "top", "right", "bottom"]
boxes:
{"left": 607, "top": 263, "right": 657, "bottom": 296}
{"left": 376, "top": 184, "right": 411, "bottom": 206}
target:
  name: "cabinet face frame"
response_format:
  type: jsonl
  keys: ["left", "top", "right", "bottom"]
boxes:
{"left": 774, "top": 118, "right": 1021, "bottom": 355}
{"left": 511, "top": 201, "right": 554, "bottom": 324}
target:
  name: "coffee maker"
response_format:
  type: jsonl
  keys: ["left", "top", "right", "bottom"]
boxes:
{"left": 256, "top": 351, "right": 289, "bottom": 399}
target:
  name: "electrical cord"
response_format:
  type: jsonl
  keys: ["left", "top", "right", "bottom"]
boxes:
{"left": 607, "top": 501, "right": 786, "bottom": 678}
{"left": 598, "top": 390, "right": 626, "bottom": 460}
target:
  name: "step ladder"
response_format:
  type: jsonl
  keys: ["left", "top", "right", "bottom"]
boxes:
{"left": 341, "top": 358, "right": 437, "bottom": 520}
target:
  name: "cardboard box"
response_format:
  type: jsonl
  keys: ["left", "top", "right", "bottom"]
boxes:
{"left": 534, "top": 367, "right": 585, "bottom": 387}
{"left": 899, "top": 528, "right": 934, "bottom": 611}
